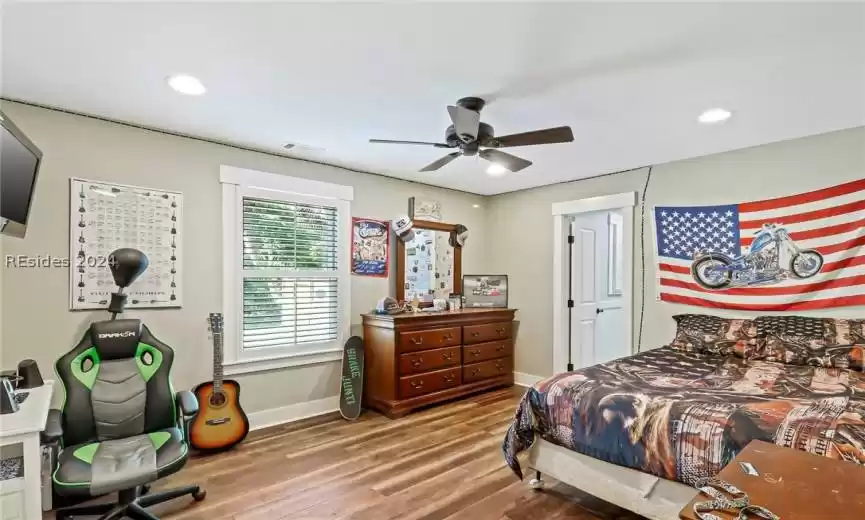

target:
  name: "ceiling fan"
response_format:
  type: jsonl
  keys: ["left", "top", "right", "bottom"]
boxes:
{"left": 369, "top": 97, "right": 574, "bottom": 173}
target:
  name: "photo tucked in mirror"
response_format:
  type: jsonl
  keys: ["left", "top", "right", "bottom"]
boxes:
{"left": 404, "top": 228, "right": 455, "bottom": 303}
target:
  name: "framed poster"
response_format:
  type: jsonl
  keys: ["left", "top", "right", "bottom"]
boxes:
{"left": 351, "top": 217, "right": 389, "bottom": 277}
{"left": 463, "top": 274, "right": 508, "bottom": 308}
{"left": 69, "top": 178, "right": 182, "bottom": 310}
{"left": 408, "top": 197, "right": 442, "bottom": 222}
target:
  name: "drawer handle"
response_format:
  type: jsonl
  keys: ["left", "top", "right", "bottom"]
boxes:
{"left": 411, "top": 337, "right": 424, "bottom": 345}
{"left": 443, "top": 374, "right": 456, "bottom": 383}
{"left": 496, "top": 328, "right": 506, "bottom": 335}
{"left": 443, "top": 333, "right": 453, "bottom": 341}
{"left": 471, "top": 331, "right": 480, "bottom": 337}
{"left": 495, "top": 363, "right": 505, "bottom": 371}
{"left": 410, "top": 380, "right": 424, "bottom": 389}
{"left": 411, "top": 358, "right": 423, "bottom": 368}
{"left": 470, "top": 350, "right": 480, "bottom": 357}
{"left": 471, "top": 368, "right": 480, "bottom": 376}
{"left": 496, "top": 345, "right": 505, "bottom": 352}
{"left": 443, "top": 352, "right": 455, "bottom": 360}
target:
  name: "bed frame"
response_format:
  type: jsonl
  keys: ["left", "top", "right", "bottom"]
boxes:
{"left": 526, "top": 439, "right": 697, "bottom": 520}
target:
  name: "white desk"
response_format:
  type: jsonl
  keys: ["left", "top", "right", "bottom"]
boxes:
{"left": 0, "top": 381, "right": 53, "bottom": 520}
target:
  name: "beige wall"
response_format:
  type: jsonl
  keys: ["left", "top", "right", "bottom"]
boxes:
{"left": 0, "top": 102, "right": 486, "bottom": 412}
{"left": 486, "top": 126, "right": 865, "bottom": 377}
{"left": 2, "top": 100, "right": 863, "bottom": 410}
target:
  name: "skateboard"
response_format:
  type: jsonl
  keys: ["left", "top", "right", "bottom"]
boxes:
{"left": 339, "top": 336, "right": 364, "bottom": 420}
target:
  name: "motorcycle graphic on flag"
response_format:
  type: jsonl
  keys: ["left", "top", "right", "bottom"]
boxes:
{"left": 653, "top": 179, "right": 865, "bottom": 311}
{"left": 691, "top": 223, "right": 823, "bottom": 290}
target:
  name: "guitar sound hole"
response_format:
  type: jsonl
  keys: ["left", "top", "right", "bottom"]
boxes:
{"left": 210, "top": 391, "right": 227, "bottom": 407}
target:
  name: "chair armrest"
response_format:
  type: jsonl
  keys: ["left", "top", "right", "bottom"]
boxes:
{"left": 176, "top": 390, "right": 199, "bottom": 417}
{"left": 42, "top": 409, "right": 63, "bottom": 443}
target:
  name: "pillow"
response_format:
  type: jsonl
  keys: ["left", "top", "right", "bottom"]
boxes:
{"left": 758, "top": 316, "right": 865, "bottom": 369}
{"left": 670, "top": 314, "right": 759, "bottom": 357}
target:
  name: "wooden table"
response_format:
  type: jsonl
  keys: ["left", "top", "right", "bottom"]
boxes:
{"left": 680, "top": 440, "right": 865, "bottom": 519}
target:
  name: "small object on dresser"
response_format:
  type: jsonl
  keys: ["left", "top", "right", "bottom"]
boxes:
{"left": 433, "top": 298, "right": 448, "bottom": 311}
{"left": 448, "top": 294, "right": 461, "bottom": 310}
{"left": 463, "top": 274, "right": 508, "bottom": 308}
{"left": 16, "top": 359, "right": 43, "bottom": 389}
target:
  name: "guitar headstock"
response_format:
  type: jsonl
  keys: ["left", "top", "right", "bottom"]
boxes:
{"left": 208, "top": 313, "right": 224, "bottom": 334}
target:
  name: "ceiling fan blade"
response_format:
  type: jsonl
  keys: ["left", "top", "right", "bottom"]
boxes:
{"left": 479, "top": 149, "right": 533, "bottom": 172}
{"left": 447, "top": 105, "right": 480, "bottom": 143}
{"left": 420, "top": 152, "right": 462, "bottom": 172}
{"left": 370, "top": 139, "right": 452, "bottom": 148}
{"left": 485, "top": 126, "right": 574, "bottom": 148}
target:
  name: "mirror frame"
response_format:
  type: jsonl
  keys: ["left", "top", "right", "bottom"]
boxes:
{"left": 396, "top": 219, "right": 462, "bottom": 305}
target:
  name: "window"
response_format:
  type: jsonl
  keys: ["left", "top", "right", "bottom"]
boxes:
{"left": 221, "top": 166, "right": 352, "bottom": 374}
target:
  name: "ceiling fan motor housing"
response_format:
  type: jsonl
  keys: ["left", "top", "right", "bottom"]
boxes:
{"left": 446, "top": 122, "right": 494, "bottom": 154}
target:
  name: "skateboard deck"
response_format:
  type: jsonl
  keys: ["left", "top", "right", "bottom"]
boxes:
{"left": 339, "top": 336, "right": 364, "bottom": 420}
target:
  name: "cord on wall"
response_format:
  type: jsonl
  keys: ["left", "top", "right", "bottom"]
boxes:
{"left": 636, "top": 165, "right": 654, "bottom": 353}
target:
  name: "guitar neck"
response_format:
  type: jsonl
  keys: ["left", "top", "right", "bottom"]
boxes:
{"left": 213, "top": 330, "right": 224, "bottom": 391}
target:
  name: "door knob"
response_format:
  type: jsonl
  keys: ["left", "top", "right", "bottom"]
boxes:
{"left": 596, "top": 308, "right": 604, "bottom": 314}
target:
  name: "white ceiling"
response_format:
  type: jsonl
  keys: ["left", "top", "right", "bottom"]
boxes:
{"left": 3, "top": 2, "right": 864, "bottom": 195}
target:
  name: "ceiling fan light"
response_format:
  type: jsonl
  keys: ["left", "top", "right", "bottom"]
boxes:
{"left": 486, "top": 163, "right": 506, "bottom": 176}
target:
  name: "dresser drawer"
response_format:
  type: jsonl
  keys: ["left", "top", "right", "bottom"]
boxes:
{"left": 462, "top": 341, "right": 511, "bottom": 364}
{"left": 464, "top": 357, "right": 512, "bottom": 383}
{"left": 398, "top": 326, "right": 461, "bottom": 353}
{"left": 463, "top": 322, "right": 511, "bottom": 344}
{"left": 399, "top": 346, "right": 461, "bottom": 375}
{"left": 399, "top": 367, "right": 462, "bottom": 398}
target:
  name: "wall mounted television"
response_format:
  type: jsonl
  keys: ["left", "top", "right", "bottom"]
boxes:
{"left": 0, "top": 110, "right": 42, "bottom": 238}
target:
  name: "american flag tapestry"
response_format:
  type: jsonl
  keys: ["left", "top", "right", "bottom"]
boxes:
{"left": 653, "top": 178, "right": 864, "bottom": 311}
{"left": 501, "top": 347, "right": 865, "bottom": 485}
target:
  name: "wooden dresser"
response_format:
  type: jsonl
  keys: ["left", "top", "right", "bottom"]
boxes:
{"left": 361, "top": 308, "right": 517, "bottom": 418}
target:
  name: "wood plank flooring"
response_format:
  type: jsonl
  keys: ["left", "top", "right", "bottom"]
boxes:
{"left": 53, "top": 387, "right": 646, "bottom": 519}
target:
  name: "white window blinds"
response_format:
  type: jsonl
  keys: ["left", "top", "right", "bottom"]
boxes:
{"left": 241, "top": 197, "right": 339, "bottom": 350}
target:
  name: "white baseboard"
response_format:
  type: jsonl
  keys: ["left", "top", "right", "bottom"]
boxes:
{"left": 247, "top": 395, "right": 340, "bottom": 431}
{"left": 513, "top": 371, "right": 544, "bottom": 388}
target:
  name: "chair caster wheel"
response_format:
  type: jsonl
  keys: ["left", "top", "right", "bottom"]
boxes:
{"left": 192, "top": 489, "right": 207, "bottom": 502}
{"left": 529, "top": 478, "right": 545, "bottom": 490}
{"left": 141, "top": 485, "right": 151, "bottom": 495}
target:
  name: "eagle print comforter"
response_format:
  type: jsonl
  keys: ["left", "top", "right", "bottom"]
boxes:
{"left": 502, "top": 347, "right": 865, "bottom": 485}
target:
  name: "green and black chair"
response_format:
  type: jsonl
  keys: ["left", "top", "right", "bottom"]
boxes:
{"left": 45, "top": 249, "right": 205, "bottom": 519}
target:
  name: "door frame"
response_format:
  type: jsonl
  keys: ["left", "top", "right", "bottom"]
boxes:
{"left": 551, "top": 192, "right": 637, "bottom": 374}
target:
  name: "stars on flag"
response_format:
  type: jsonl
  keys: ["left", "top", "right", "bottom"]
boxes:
{"left": 655, "top": 205, "right": 741, "bottom": 260}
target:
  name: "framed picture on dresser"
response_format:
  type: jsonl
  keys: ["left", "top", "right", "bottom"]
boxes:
{"left": 463, "top": 274, "right": 508, "bottom": 308}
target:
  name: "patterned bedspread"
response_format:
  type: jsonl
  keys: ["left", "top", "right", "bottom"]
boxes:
{"left": 502, "top": 348, "right": 865, "bottom": 485}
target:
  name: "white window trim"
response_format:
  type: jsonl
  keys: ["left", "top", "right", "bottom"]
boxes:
{"left": 220, "top": 165, "right": 353, "bottom": 375}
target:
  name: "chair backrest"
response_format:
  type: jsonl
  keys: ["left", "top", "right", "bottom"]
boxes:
{"left": 55, "top": 319, "right": 177, "bottom": 446}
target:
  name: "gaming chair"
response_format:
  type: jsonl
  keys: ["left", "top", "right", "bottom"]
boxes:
{"left": 46, "top": 249, "right": 205, "bottom": 519}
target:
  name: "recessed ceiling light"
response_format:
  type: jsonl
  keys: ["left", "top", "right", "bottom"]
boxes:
{"left": 472, "top": 204, "right": 480, "bottom": 209}
{"left": 167, "top": 74, "right": 206, "bottom": 95}
{"left": 486, "top": 163, "right": 506, "bottom": 176}
{"left": 698, "top": 108, "right": 732, "bottom": 124}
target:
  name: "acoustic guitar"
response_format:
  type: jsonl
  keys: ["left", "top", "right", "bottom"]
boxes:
{"left": 189, "top": 313, "right": 249, "bottom": 451}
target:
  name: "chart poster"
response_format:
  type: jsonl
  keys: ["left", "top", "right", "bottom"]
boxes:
{"left": 70, "top": 178, "right": 182, "bottom": 310}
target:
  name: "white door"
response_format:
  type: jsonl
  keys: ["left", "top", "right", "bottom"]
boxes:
{"left": 570, "top": 210, "right": 628, "bottom": 368}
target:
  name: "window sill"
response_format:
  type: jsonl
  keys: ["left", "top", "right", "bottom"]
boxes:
{"left": 223, "top": 348, "right": 343, "bottom": 376}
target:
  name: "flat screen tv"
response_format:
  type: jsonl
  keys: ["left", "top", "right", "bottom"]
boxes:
{"left": 0, "top": 111, "right": 42, "bottom": 238}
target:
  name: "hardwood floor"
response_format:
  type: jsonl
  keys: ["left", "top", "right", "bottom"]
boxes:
{"left": 53, "top": 387, "right": 646, "bottom": 519}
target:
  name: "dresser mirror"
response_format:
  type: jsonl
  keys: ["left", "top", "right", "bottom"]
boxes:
{"left": 396, "top": 220, "right": 462, "bottom": 305}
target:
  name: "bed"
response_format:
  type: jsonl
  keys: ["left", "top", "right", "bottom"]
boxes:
{"left": 502, "top": 335, "right": 865, "bottom": 519}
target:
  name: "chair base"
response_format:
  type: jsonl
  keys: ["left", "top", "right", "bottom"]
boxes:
{"left": 55, "top": 484, "right": 205, "bottom": 520}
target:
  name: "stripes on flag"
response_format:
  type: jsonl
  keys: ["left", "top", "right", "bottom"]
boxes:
{"left": 653, "top": 178, "right": 865, "bottom": 311}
